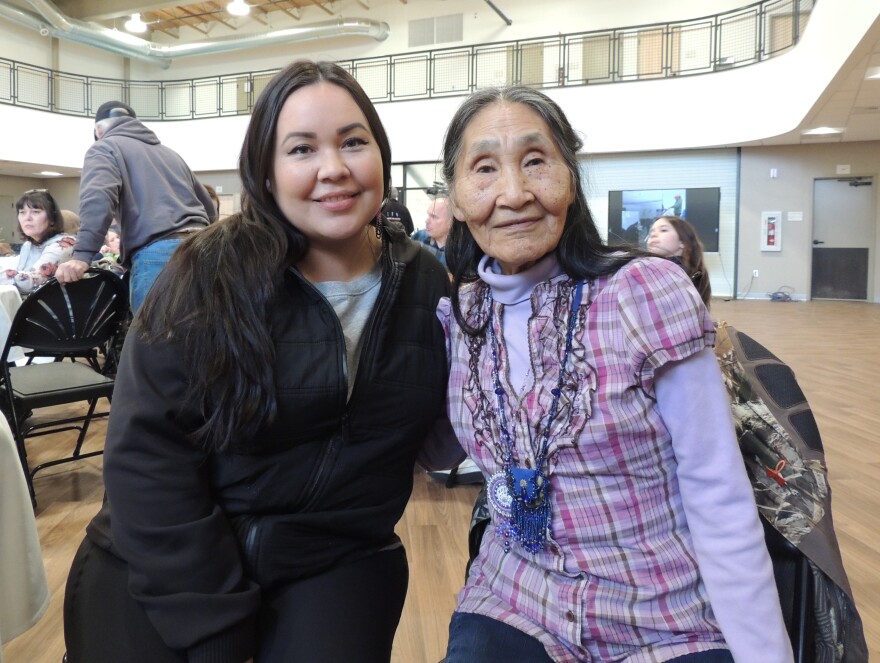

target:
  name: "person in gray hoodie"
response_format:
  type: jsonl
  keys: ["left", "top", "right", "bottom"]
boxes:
{"left": 55, "top": 100, "right": 215, "bottom": 311}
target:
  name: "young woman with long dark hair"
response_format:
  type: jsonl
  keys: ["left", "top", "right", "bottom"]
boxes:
{"left": 648, "top": 214, "right": 712, "bottom": 307}
{"left": 63, "top": 60, "right": 459, "bottom": 663}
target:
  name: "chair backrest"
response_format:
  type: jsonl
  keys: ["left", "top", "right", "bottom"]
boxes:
{"left": 1, "top": 270, "right": 128, "bottom": 362}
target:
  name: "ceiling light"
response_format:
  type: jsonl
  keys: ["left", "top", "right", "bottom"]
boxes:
{"left": 801, "top": 127, "right": 843, "bottom": 136}
{"left": 124, "top": 13, "right": 147, "bottom": 33}
{"left": 227, "top": 0, "right": 250, "bottom": 16}
{"left": 865, "top": 66, "right": 880, "bottom": 80}
{"left": 38, "top": 171, "right": 63, "bottom": 177}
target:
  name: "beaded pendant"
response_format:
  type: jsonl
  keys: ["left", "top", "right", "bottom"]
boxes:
{"left": 509, "top": 467, "right": 551, "bottom": 553}
{"left": 484, "top": 281, "right": 584, "bottom": 554}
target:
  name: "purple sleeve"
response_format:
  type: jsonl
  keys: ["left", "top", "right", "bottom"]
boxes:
{"left": 656, "top": 348, "right": 793, "bottom": 663}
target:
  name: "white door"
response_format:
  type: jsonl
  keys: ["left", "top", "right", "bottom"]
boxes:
{"left": 811, "top": 178, "right": 874, "bottom": 300}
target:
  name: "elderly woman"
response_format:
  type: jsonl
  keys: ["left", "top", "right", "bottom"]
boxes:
{"left": 439, "top": 87, "right": 793, "bottom": 663}
{"left": 647, "top": 214, "right": 712, "bottom": 307}
{"left": 1, "top": 190, "right": 76, "bottom": 294}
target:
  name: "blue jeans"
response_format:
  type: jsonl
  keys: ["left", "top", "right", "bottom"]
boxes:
{"left": 129, "top": 238, "right": 183, "bottom": 313}
{"left": 443, "top": 612, "right": 735, "bottom": 663}
{"left": 444, "top": 612, "right": 553, "bottom": 663}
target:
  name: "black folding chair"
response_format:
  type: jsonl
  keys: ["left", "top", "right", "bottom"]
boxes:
{"left": 0, "top": 270, "right": 128, "bottom": 506}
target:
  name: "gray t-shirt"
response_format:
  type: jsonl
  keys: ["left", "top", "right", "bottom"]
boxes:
{"left": 313, "top": 263, "right": 382, "bottom": 399}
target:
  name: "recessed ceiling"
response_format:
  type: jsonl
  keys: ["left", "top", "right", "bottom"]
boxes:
{"left": 0, "top": 159, "right": 81, "bottom": 180}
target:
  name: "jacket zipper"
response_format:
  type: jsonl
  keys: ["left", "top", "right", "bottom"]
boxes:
{"left": 287, "top": 261, "right": 400, "bottom": 512}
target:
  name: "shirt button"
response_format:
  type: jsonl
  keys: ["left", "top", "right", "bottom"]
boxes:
{"left": 565, "top": 610, "right": 576, "bottom": 622}
{"left": 525, "top": 458, "right": 532, "bottom": 468}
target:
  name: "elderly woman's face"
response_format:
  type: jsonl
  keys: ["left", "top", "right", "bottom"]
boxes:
{"left": 450, "top": 101, "right": 573, "bottom": 275}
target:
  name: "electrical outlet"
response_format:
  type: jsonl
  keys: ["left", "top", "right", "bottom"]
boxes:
{"left": 752, "top": 269, "right": 760, "bottom": 278}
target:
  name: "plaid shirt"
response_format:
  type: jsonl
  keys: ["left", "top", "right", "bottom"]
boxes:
{"left": 441, "top": 258, "right": 727, "bottom": 662}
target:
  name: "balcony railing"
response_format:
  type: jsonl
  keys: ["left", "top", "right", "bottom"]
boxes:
{"left": 0, "top": 0, "right": 811, "bottom": 121}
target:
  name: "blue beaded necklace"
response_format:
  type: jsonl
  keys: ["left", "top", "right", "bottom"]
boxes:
{"left": 485, "top": 280, "right": 584, "bottom": 553}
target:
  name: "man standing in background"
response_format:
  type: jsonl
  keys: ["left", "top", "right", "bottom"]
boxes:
{"left": 55, "top": 100, "right": 215, "bottom": 311}
{"left": 412, "top": 194, "right": 453, "bottom": 269}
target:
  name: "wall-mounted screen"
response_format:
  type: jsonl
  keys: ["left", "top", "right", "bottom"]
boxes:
{"left": 607, "top": 187, "right": 720, "bottom": 252}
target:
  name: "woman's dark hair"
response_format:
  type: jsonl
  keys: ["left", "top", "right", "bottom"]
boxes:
{"left": 15, "top": 190, "right": 64, "bottom": 243}
{"left": 655, "top": 215, "right": 712, "bottom": 307}
{"left": 139, "top": 60, "right": 391, "bottom": 452}
{"left": 441, "top": 86, "right": 643, "bottom": 333}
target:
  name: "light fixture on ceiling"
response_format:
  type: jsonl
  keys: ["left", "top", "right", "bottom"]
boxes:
{"left": 124, "top": 13, "right": 147, "bottom": 33}
{"left": 801, "top": 126, "right": 844, "bottom": 136}
{"left": 865, "top": 66, "right": 880, "bottom": 80}
{"left": 227, "top": 0, "right": 251, "bottom": 16}
{"left": 38, "top": 171, "right": 63, "bottom": 177}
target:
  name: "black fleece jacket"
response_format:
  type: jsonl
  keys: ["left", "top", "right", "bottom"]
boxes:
{"left": 86, "top": 227, "right": 460, "bottom": 662}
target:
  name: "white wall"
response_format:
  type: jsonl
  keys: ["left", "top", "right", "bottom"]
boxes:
{"left": 740, "top": 142, "right": 880, "bottom": 302}
{"left": 586, "top": 149, "right": 739, "bottom": 299}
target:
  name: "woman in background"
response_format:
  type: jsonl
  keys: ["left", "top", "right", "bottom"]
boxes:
{"left": 61, "top": 209, "right": 81, "bottom": 235}
{"left": 647, "top": 214, "right": 712, "bottom": 307}
{"left": 0, "top": 190, "right": 75, "bottom": 294}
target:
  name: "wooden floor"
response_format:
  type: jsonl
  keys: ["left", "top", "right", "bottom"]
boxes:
{"left": 3, "top": 299, "right": 879, "bottom": 663}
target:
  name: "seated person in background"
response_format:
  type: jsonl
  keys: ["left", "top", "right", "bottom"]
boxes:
{"left": 0, "top": 243, "right": 15, "bottom": 257}
{"left": 647, "top": 215, "right": 712, "bottom": 307}
{"left": 92, "top": 224, "right": 125, "bottom": 276}
{"left": 61, "top": 209, "right": 81, "bottom": 235}
{"left": 100, "top": 225, "right": 122, "bottom": 262}
{"left": 0, "top": 190, "right": 76, "bottom": 295}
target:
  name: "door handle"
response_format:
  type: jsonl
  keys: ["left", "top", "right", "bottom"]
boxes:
{"left": 812, "top": 240, "right": 825, "bottom": 245}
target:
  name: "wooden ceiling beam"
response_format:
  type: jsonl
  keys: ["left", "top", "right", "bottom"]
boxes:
{"left": 309, "top": 0, "right": 335, "bottom": 16}
{"left": 276, "top": 1, "right": 302, "bottom": 20}
{"left": 249, "top": 12, "right": 270, "bottom": 26}
{"left": 180, "top": 4, "right": 235, "bottom": 30}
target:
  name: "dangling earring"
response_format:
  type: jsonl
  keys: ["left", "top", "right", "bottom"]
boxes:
{"left": 375, "top": 211, "right": 384, "bottom": 239}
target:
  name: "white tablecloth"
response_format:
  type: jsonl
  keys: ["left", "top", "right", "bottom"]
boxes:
{"left": 0, "top": 416, "right": 49, "bottom": 658}
{"left": 0, "top": 285, "right": 24, "bottom": 364}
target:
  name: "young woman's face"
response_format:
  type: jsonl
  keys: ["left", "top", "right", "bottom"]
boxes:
{"left": 269, "top": 82, "right": 384, "bottom": 251}
{"left": 647, "top": 218, "right": 684, "bottom": 258}
{"left": 450, "top": 102, "right": 573, "bottom": 275}
{"left": 18, "top": 204, "right": 50, "bottom": 242}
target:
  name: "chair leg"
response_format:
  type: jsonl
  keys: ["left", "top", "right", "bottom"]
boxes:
{"left": 29, "top": 397, "right": 106, "bottom": 481}
{"left": 71, "top": 398, "right": 100, "bottom": 458}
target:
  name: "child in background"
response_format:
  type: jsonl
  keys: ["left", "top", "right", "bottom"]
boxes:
{"left": 100, "top": 225, "right": 122, "bottom": 262}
